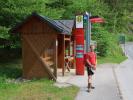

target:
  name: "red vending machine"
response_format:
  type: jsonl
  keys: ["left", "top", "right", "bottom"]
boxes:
{"left": 74, "top": 15, "right": 84, "bottom": 75}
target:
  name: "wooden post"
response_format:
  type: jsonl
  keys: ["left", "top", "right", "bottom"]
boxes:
{"left": 62, "top": 35, "right": 65, "bottom": 76}
{"left": 73, "top": 39, "right": 76, "bottom": 69}
{"left": 54, "top": 37, "right": 58, "bottom": 78}
{"left": 68, "top": 36, "right": 71, "bottom": 56}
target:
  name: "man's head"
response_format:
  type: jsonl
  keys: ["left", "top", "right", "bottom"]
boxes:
{"left": 90, "top": 45, "right": 95, "bottom": 52}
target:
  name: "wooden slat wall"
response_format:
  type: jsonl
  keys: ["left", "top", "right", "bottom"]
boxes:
{"left": 21, "top": 16, "right": 58, "bottom": 80}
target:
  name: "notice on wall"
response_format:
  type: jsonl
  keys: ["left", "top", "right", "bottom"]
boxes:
{"left": 76, "top": 45, "right": 84, "bottom": 50}
{"left": 76, "top": 15, "right": 83, "bottom": 28}
{"left": 76, "top": 45, "right": 84, "bottom": 58}
{"left": 76, "top": 52, "right": 83, "bottom": 58}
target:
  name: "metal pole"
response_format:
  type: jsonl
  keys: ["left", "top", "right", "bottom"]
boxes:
{"left": 88, "top": 13, "right": 91, "bottom": 51}
{"left": 86, "top": 14, "right": 89, "bottom": 52}
{"left": 84, "top": 12, "right": 91, "bottom": 53}
{"left": 124, "top": 42, "right": 126, "bottom": 56}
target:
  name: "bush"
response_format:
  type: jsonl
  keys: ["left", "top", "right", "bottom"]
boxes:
{"left": 92, "top": 24, "right": 124, "bottom": 57}
{"left": 0, "top": 26, "right": 10, "bottom": 39}
{"left": 92, "top": 25, "right": 111, "bottom": 56}
{"left": 125, "top": 34, "right": 133, "bottom": 42}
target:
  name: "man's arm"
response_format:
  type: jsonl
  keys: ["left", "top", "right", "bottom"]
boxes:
{"left": 93, "top": 55, "right": 97, "bottom": 70}
{"left": 86, "top": 59, "right": 93, "bottom": 67}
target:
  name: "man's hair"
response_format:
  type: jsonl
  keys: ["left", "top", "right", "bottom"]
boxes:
{"left": 90, "top": 44, "right": 95, "bottom": 48}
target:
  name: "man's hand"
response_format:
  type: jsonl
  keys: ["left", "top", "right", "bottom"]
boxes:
{"left": 91, "top": 65, "right": 96, "bottom": 70}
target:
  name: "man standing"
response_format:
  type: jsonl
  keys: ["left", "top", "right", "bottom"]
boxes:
{"left": 84, "top": 45, "right": 97, "bottom": 92}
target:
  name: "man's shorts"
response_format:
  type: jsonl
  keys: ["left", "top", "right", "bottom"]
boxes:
{"left": 86, "top": 65, "right": 94, "bottom": 76}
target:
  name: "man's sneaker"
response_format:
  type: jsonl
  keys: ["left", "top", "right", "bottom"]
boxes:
{"left": 91, "top": 86, "right": 95, "bottom": 89}
{"left": 87, "top": 83, "right": 91, "bottom": 92}
{"left": 87, "top": 89, "right": 91, "bottom": 92}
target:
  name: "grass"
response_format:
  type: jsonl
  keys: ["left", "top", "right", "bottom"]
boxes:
{"left": 0, "top": 58, "right": 79, "bottom": 100}
{"left": 97, "top": 55, "right": 127, "bottom": 64}
{"left": 125, "top": 34, "right": 133, "bottom": 42}
{"left": 0, "top": 79, "right": 79, "bottom": 100}
{"left": 96, "top": 33, "right": 128, "bottom": 64}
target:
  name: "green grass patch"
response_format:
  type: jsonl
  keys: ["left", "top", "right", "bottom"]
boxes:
{"left": 97, "top": 55, "right": 127, "bottom": 64}
{"left": 96, "top": 32, "right": 128, "bottom": 64}
{"left": 0, "top": 58, "right": 79, "bottom": 100}
{"left": 125, "top": 34, "right": 133, "bottom": 42}
{"left": 0, "top": 79, "right": 79, "bottom": 100}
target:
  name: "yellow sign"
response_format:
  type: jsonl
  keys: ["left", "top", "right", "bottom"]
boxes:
{"left": 76, "top": 16, "right": 82, "bottom": 22}
{"left": 76, "top": 15, "right": 83, "bottom": 28}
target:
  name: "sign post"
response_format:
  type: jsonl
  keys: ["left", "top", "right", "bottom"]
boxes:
{"left": 84, "top": 13, "right": 104, "bottom": 53}
{"left": 84, "top": 12, "right": 91, "bottom": 53}
{"left": 119, "top": 34, "right": 126, "bottom": 55}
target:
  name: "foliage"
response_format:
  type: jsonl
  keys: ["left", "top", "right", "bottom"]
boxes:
{"left": 62, "top": 0, "right": 109, "bottom": 19}
{"left": 102, "top": 0, "right": 133, "bottom": 33}
{"left": 0, "top": 26, "right": 10, "bottom": 39}
{"left": 45, "top": 0, "right": 73, "bottom": 9}
{"left": 125, "top": 34, "right": 133, "bottom": 42}
{"left": 0, "top": 0, "right": 65, "bottom": 27}
{"left": 0, "top": 0, "right": 65, "bottom": 48}
{"left": 92, "top": 24, "right": 111, "bottom": 56}
{"left": 92, "top": 24, "right": 126, "bottom": 57}
{"left": 0, "top": 0, "right": 132, "bottom": 57}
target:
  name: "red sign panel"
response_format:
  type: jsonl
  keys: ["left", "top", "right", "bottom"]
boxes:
{"left": 90, "top": 18, "right": 104, "bottom": 23}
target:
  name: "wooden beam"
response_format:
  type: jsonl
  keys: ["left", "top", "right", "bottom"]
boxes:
{"left": 64, "top": 38, "right": 71, "bottom": 41}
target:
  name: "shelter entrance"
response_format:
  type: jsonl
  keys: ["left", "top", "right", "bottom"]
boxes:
{"left": 57, "top": 34, "right": 75, "bottom": 76}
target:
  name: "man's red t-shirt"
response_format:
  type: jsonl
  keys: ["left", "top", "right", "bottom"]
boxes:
{"left": 84, "top": 52, "right": 97, "bottom": 66}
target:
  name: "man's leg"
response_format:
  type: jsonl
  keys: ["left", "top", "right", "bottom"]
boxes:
{"left": 88, "top": 75, "right": 92, "bottom": 92}
{"left": 88, "top": 75, "right": 95, "bottom": 91}
{"left": 90, "top": 75, "right": 95, "bottom": 89}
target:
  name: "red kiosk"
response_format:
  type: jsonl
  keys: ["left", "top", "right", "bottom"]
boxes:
{"left": 74, "top": 15, "right": 85, "bottom": 75}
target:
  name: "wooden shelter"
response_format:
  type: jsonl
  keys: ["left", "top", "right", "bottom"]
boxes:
{"left": 11, "top": 13, "right": 74, "bottom": 81}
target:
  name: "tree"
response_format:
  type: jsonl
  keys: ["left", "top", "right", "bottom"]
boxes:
{"left": 0, "top": 0, "right": 65, "bottom": 48}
